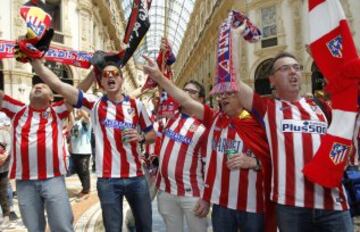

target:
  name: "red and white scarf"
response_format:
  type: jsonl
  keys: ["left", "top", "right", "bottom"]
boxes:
{"left": 210, "top": 11, "right": 261, "bottom": 95}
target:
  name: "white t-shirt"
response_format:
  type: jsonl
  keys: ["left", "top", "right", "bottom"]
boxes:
{"left": 70, "top": 119, "right": 92, "bottom": 155}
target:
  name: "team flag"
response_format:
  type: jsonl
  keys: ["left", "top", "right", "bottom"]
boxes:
{"left": 303, "top": 0, "right": 360, "bottom": 188}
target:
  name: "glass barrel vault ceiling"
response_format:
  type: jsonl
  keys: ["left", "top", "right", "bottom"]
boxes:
{"left": 121, "top": 0, "right": 196, "bottom": 64}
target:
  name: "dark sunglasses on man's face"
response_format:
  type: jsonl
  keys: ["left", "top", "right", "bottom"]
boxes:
{"left": 102, "top": 70, "right": 121, "bottom": 79}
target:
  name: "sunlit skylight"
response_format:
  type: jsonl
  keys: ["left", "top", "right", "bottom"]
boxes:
{"left": 121, "top": 0, "right": 196, "bottom": 64}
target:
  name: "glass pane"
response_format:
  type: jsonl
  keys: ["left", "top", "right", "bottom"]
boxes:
{"left": 261, "top": 5, "right": 277, "bottom": 38}
{"left": 120, "top": 0, "right": 196, "bottom": 64}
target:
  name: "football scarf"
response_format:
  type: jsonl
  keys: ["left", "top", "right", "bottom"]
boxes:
{"left": 1, "top": 40, "right": 92, "bottom": 68}
{"left": 7, "top": 0, "right": 151, "bottom": 71}
{"left": 303, "top": 0, "right": 360, "bottom": 188}
{"left": 210, "top": 10, "right": 261, "bottom": 95}
{"left": 90, "top": 0, "right": 152, "bottom": 87}
{"left": 121, "top": 0, "right": 151, "bottom": 67}
{"left": 141, "top": 38, "right": 175, "bottom": 91}
{"left": 141, "top": 38, "right": 178, "bottom": 119}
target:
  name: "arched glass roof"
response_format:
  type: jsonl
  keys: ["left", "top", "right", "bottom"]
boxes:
{"left": 121, "top": 0, "right": 196, "bottom": 64}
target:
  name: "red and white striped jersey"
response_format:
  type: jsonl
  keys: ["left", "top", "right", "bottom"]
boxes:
{"left": 77, "top": 92, "right": 153, "bottom": 178}
{"left": 202, "top": 106, "right": 265, "bottom": 213}
{"left": 1, "top": 95, "right": 69, "bottom": 180}
{"left": 144, "top": 113, "right": 164, "bottom": 157}
{"left": 252, "top": 95, "right": 349, "bottom": 210}
{"left": 350, "top": 113, "right": 360, "bottom": 165}
{"left": 156, "top": 113, "right": 206, "bottom": 197}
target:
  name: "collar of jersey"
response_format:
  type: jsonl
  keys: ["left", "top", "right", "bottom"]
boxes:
{"left": 180, "top": 113, "right": 190, "bottom": 119}
{"left": 101, "top": 94, "right": 129, "bottom": 104}
{"left": 29, "top": 105, "right": 50, "bottom": 112}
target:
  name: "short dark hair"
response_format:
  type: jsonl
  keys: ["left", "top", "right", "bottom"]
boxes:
{"left": 270, "top": 52, "right": 299, "bottom": 74}
{"left": 183, "top": 80, "right": 205, "bottom": 98}
{"left": 104, "top": 61, "right": 120, "bottom": 69}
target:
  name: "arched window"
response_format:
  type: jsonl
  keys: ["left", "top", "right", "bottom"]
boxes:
{"left": 254, "top": 59, "right": 273, "bottom": 96}
{"left": 0, "top": 62, "right": 3, "bottom": 90}
{"left": 32, "top": 61, "right": 72, "bottom": 101}
{"left": 311, "top": 62, "right": 325, "bottom": 94}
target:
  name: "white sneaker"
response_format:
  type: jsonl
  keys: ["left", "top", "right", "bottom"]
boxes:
{"left": 0, "top": 216, "right": 10, "bottom": 229}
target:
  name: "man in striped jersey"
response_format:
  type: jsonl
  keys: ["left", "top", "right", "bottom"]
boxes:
{"left": 30, "top": 58, "right": 156, "bottom": 232}
{"left": 143, "top": 55, "right": 271, "bottom": 232}
{"left": 231, "top": 26, "right": 353, "bottom": 231}
{"left": 156, "top": 80, "right": 209, "bottom": 232}
{"left": 0, "top": 83, "right": 74, "bottom": 232}
{"left": 350, "top": 113, "right": 360, "bottom": 165}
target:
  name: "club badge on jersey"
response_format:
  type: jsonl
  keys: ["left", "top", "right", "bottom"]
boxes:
{"left": 329, "top": 143, "right": 350, "bottom": 165}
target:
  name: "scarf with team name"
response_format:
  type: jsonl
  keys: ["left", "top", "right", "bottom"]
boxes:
{"left": 210, "top": 10, "right": 261, "bottom": 95}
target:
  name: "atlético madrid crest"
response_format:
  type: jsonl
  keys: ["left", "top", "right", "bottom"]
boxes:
{"left": 326, "top": 35, "right": 343, "bottom": 58}
{"left": 329, "top": 142, "right": 349, "bottom": 165}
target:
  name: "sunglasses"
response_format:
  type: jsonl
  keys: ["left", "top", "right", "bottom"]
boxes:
{"left": 102, "top": 70, "right": 121, "bottom": 79}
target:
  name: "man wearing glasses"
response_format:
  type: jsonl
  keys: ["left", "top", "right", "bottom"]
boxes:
{"left": 230, "top": 25, "right": 353, "bottom": 231}
{"left": 156, "top": 80, "right": 209, "bottom": 232}
{"left": 29, "top": 58, "right": 156, "bottom": 232}
{"left": 143, "top": 52, "right": 270, "bottom": 231}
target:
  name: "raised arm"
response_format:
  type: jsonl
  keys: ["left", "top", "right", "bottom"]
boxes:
{"left": 142, "top": 56, "right": 205, "bottom": 120}
{"left": 77, "top": 69, "right": 95, "bottom": 92}
{"left": 232, "top": 26, "right": 255, "bottom": 111}
{"left": 30, "top": 59, "right": 80, "bottom": 105}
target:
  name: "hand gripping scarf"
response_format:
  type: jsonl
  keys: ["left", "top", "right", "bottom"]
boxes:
{"left": 5, "top": 0, "right": 151, "bottom": 72}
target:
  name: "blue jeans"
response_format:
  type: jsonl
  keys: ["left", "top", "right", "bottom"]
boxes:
{"left": 97, "top": 176, "right": 152, "bottom": 232}
{"left": 276, "top": 204, "right": 353, "bottom": 232}
{"left": 7, "top": 182, "right": 14, "bottom": 207}
{"left": 211, "top": 204, "right": 264, "bottom": 232}
{"left": 16, "top": 176, "right": 74, "bottom": 232}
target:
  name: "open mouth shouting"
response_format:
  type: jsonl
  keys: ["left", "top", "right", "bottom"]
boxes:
{"left": 107, "top": 78, "right": 116, "bottom": 88}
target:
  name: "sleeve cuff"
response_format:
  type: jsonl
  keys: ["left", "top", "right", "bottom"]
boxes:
{"left": 143, "top": 125, "right": 154, "bottom": 133}
{"left": 73, "top": 90, "right": 84, "bottom": 108}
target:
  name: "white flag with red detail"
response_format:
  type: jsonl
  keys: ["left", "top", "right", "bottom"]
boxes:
{"left": 308, "top": 0, "right": 358, "bottom": 90}
{"left": 303, "top": 0, "right": 359, "bottom": 188}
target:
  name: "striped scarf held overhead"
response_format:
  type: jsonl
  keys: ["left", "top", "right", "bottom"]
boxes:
{"left": 210, "top": 11, "right": 261, "bottom": 95}
{"left": 303, "top": 0, "right": 360, "bottom": 188}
